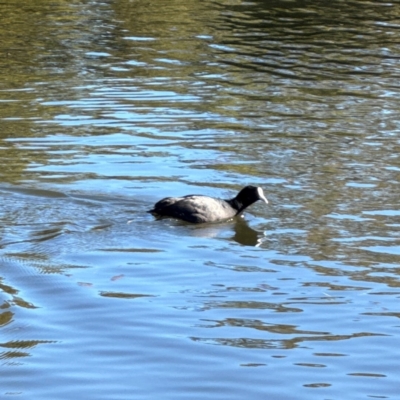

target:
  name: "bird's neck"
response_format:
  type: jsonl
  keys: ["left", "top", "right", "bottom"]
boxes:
{"left": 227, "top": 198, "right": 245, "bottom": 214}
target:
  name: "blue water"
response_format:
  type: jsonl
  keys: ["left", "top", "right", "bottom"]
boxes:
{"left": 1, "top": 0, "right": 400, "bottom": 399}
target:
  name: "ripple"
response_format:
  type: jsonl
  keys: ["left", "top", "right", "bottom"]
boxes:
{"left": 1, "top": 0, "right": 400, "bottom": 399}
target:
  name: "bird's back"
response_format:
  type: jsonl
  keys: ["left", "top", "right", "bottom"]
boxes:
{"left": 149, "top": 195, "right": 237, "bottom": 223}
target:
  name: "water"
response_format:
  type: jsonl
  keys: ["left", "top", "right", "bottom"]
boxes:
{"left": 1, "top": 0, "right": 400, "bottom": 398}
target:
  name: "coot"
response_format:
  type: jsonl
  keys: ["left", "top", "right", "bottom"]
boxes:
{"left": 148, "top": 185, "right": 268, "bottom": 223}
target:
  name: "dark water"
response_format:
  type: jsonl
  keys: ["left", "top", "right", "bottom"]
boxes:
{"left": 1, "top": 0, "right": 400, "bottom": 398}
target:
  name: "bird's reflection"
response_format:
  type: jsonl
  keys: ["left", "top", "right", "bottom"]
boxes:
{"left": 188, "top": 217, "right": 264, "bottom": 247}
{"left": 231, "top": 217, "right": 262, "bottom": 246}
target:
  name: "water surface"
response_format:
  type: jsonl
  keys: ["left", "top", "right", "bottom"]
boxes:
{"left": 1, "top": 0, "right": 400, "bottom": 399}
